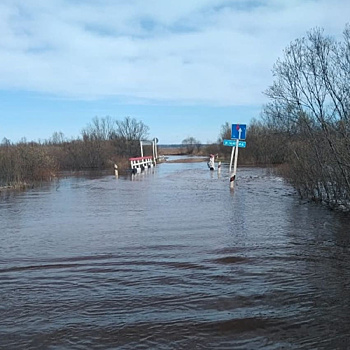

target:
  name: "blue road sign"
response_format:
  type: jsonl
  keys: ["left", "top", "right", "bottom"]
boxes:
{"left": 223, "top": 139, "right": 246, "bottom": 148}
{"left": 231, "top": 124, "right": 246, "bottom": 140}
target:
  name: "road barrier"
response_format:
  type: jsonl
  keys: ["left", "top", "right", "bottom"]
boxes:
{"left": 129, "top": 156, "right": 155, "bottom": 174}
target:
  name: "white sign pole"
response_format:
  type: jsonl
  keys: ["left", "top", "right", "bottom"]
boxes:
{"left": 230, "top": 128, "right": 242, "bottom": 189}
{"left": 140, "top": 140, "right": 144, "bottom": 157}
{"left": 229, "top": 146, "right": 235, "bottom": 173}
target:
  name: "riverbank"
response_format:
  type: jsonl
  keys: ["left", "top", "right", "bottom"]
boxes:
{"left": 0, "top": 182, "right": 32, "bottom": 192}
{"left": 166, "top": 157, "right": 206, "bottom": 163}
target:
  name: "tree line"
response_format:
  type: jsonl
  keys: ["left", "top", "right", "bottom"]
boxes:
{"left": 0, "top": 116, "right": 149, "bottom": 187}
{"left": 262, "top": 25, "right": 350, "bottom": 210}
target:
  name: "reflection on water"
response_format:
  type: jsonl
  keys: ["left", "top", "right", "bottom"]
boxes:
{"left": 1, "top": 161, "right": 350, "bottom": 349}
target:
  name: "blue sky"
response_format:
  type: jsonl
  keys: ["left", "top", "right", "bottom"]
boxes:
{"left": 0, "top": 0, "right": 349, "bottom": 144}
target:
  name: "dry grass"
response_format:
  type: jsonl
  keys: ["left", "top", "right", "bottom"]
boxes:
{"left": 158, "top": 147, "right": 185, "bottom": 156}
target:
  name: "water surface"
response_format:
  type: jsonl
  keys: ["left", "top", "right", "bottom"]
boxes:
{"left": 1, "top": 160, "right": 350, "bottom": 349}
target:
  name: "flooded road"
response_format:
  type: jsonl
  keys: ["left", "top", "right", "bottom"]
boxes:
{"left": 1, "top": 159, "right": 350, "bottom": 349}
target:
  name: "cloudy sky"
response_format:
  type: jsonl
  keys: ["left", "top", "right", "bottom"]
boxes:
{"left": 0, "top": 0, "right": 349, "bottom": 144}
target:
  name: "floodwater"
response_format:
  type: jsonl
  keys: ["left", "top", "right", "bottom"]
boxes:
{"left": 1, "top": 159, "right": 350, "bottom": 349}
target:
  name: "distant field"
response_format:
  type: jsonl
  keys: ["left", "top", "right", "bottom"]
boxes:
{"left": 158, "top": 146, "right": 185, "bottom": 155}
{"left": 158, "top": 144, "right": 208, "bottom": 156}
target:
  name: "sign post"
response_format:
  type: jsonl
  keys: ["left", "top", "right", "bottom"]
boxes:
{"left": 230, "top": 129, "right": 241, "bottom": 189}
{"left": 227, "top": 124, "right": 246, "bottom": 190}
{"left": 229, "top": 146, "right": 235, "bottom": 173}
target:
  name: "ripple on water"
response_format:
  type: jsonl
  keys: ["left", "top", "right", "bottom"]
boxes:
{"left": 1, "top": 165, "right": 350, "bottom": 349}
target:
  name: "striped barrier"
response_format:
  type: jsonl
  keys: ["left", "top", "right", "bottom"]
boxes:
{"left": 129, "top": 156, "right": 155, "bottom": 174}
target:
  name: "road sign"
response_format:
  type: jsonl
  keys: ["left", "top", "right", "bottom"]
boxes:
{"left": 223, "top": 139, "right": 246, "bottom": 148}
{"left": 231, "top": 124, "right": 246, "bottom": 140}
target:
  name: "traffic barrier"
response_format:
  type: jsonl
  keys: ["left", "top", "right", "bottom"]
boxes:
{"left": 129, "top": 156, "right": 155, "bottom": 174}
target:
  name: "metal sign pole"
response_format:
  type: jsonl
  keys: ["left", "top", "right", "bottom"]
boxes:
{"left": 225, "top": 124, "right": 247, "bottom": 190}
{"left": 230, "top": 144, "right": 238, "bottom": 189}
{"left": 230, "top": 129, "right": 242, "bottom": 189}
{"left": 140, "top": 140, "right": 143, "bottom": 157}
{"left": 229, "top": 146, "right": 235, "bottom": 173}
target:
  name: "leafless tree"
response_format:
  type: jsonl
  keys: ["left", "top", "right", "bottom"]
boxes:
{"left": 182, "top": 137, "right": 201, "bottom": 154}
{"left": 264, "top": 25, "right": 350, "bottom": 208}
{"left": 114, "top": 117, "right": 150, "bottom": 156}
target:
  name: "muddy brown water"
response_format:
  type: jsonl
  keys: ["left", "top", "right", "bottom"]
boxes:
{"left": 1, "top": 159, "right": 350, "bottom": 349}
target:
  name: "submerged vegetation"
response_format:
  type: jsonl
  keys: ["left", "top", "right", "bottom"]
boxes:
{"left": 0, "top": 140, "right": 57, "bottom": 188}
{"left": 0, "top": 116, "right": 149, "bottom": 188}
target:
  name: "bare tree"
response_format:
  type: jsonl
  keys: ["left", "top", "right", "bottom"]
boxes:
{"left": 82, "top": 116, "right": 116, "bottom": 141}
{"left": 263, "top": 25, "right": 350, "bottom": 208}
{"left": 50, "top": 131, "right": 66, "bottom": 145}
{"left": 114, "top": 117, "right": 150, "bottom": 156}
{"left": 114, "top": 116, "right": 149, "bottom": 140}
{"left": 182, "top": 137, "right": 201, "bottom": 154}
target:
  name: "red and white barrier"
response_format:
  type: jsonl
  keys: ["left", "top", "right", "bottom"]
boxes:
{"left": 129, "top": 156, "right": 155, "bottom": 174}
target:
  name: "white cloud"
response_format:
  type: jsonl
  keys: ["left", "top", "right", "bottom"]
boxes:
{"left": 0, "top": 0, "right": 349, "bottom": 105}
